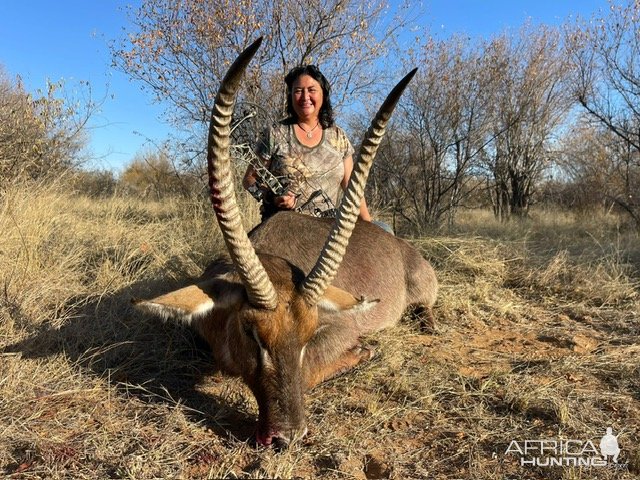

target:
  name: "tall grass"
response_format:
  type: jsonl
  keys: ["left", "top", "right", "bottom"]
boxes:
{"left": 0, "top": 180, "right": 221, "bottom": 334}
{"left": 1, "top": 181, "right": 638, "bottom": 479}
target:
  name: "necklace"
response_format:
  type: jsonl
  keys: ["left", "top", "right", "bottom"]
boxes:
{"left": 297, "top": 122, "right": 320, "bottom": 139}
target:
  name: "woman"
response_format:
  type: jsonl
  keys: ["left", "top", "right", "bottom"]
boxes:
{"left": 243, "top": 65, "right": 371, "bottom": 222}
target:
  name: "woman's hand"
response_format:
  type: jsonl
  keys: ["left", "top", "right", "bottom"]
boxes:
{"left": 274, "top": 191, "right": 298, "bottom": 210}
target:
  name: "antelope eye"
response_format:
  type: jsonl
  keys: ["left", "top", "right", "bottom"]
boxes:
{"left": 244, "top": 325, "right": 267, "bottom": 351}
{"left": 243, "top": 324, "right": 254, "bottom": 339}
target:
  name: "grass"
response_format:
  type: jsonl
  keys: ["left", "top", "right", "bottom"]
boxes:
{"left": 1, "top": 181, "right": 638, "bottom": 479}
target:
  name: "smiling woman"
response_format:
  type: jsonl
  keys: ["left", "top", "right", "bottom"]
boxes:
{"left": 242, "top": 64, "right": 372, "bottom": 222}
{"left": 290, "top": 71, "right": 325, "bottom": 136}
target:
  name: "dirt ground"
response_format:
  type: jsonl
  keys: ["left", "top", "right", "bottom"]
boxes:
{"left": 1, "top": 189, "right": 638, "bottom": 479}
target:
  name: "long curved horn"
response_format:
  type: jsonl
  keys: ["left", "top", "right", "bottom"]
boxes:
{"left": 300, "top": 68, "right": 418, "bottom": 305}
{"left": 208, "top": 37, "right": 278, "bottom": 310}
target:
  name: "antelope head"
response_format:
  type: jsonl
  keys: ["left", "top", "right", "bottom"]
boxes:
{"left": 134, "top": 37, "right": 416, "bottom": 448}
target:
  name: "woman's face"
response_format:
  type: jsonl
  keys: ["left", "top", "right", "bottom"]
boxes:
{"left": 291, "top": 74, "right": 323, "bottom": 123}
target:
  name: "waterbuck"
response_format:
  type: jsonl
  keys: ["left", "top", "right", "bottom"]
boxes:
{"left": 133, "top": 38, "right": 438, "bottom": 449}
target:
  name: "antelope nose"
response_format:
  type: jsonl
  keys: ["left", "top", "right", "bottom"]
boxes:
{"left": 272, "top": 436, "right": 290, "bottom": 452}
{"left": 273, "top": 426, "right": 309, "bottom": 451}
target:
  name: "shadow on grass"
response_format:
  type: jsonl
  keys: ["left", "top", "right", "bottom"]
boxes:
{"left": 2, "top": 276, "right": 257, "bottom": 445}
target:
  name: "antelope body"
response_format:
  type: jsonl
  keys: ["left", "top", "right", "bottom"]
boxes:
{"left": 134, "top": 38, "right": 437, "bottom": 449}
{"left": 249, "top": 212, "right": 437, "bottom": 334}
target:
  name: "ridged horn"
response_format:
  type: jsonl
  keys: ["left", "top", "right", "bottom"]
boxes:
{"left": 207, "top": 37, "right": 278, "bottom": 310}
{"left": 299, "top": 68, "right": 418, "bottom": 305}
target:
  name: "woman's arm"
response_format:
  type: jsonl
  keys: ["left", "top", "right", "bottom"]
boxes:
{"left": 242, "top": 164, "right": 259, "bottom": 190}
{"left": 342, "top": 155, "right": 372, "bottom": 221}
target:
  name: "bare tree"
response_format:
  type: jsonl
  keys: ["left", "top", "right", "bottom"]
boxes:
{"left": 0, "top": 67, "right": 93, "bottom": 191}
{"left": 0, "top": 69, "right": 47, "bottom": 186}
{"left": 567, "top": 0, "right": 640, "bottom": 226}
{"left": 557, "top": 118, "right": 639, "bottom": 219}
{"left": 481, "top": 24, "right": 573, "bottom": 220}
{"left": 112, "top": 0, "right": 411, "bottom": 181}
{"left": 371, "top": 35, "right": 493, "bottom": 230}
{"left": 120, "top": 147, "right": 191, "bottom": 199}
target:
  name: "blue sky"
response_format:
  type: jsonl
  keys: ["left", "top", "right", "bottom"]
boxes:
{"left": 0, "top": 0, "right": 609, "bottom": 172}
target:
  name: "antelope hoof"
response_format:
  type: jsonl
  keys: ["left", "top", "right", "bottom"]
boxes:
{"left": 351, "top": 343, "right": 377, "bottom": 362}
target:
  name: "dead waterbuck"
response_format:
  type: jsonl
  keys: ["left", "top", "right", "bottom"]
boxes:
{"left": 133, "top": 37, "right": 438, "bottom": 449}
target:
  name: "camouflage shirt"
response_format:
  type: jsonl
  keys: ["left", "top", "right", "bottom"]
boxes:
{"left": 255, "top": 121, "right": 354, "bottom": 218}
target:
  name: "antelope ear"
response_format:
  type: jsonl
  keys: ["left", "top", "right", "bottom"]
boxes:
{"left": 316, "top": 285, "right": 379, "bottom": 313}
{"left": 132, "top": 277, "right": 243, "bottom": 323}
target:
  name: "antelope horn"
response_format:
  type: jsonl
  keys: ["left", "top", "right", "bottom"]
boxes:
{"left": 207, "top": 37, "right": 278, "bottom": 310}
{"left": 300, "top": 68, "right": 418, "bottom": 305}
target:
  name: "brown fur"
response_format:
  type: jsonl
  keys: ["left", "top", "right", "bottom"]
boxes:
{"left": 135, "top": 39, "right": 436, "bottom": 448}
{"left": 249, "top": 211, "right": 438, "bottom": 381}
{"left": 135, "top": 213, "right": 437, "bottom": 447}
{"left": 250, "top": 212, "right": 438, "bottom": 329}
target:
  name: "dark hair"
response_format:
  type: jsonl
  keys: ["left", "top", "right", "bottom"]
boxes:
{"left": 284, "top": 65, "right": 334, "bottom": 128}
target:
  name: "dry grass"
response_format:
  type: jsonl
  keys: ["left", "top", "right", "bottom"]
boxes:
{"left": 1, "top": 183, "right": 638, "bottom": 479}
